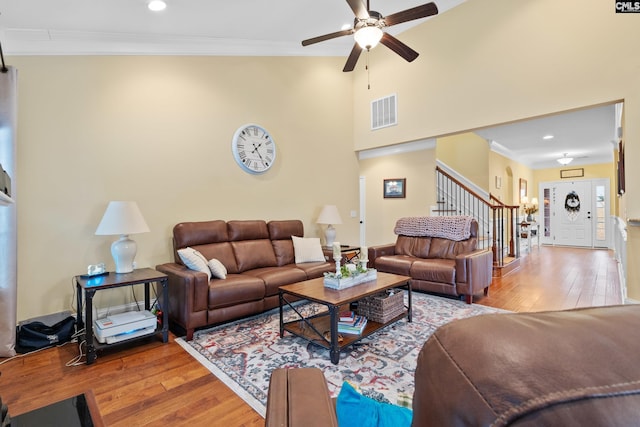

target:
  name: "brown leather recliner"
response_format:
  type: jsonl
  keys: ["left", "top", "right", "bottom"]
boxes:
{"left": 369, "top": 218, "right": 492, "bottom": 303}
{"left": 413, "top": 304, "right": 640, "bottom": 426}
{"left": 265, "top": 304, "right": 640, "bottom": 426}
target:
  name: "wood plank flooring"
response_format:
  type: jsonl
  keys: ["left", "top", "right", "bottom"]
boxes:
{"left": 0, "top": 247, "right": 623, "bottom": 426}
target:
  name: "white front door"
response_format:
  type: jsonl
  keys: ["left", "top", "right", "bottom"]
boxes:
{"left": 554, "top": 181, "right": 593, "bottom": 247}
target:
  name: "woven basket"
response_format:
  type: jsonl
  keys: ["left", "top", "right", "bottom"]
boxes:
{"left": 357, "top": 290, "right": 405, "bottom": 323}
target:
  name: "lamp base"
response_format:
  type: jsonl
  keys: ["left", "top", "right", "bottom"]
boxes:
{"left": 111, "top": 235, "right": 137, "bottom": 273}
{"left": 324, "top": 225, "right": 337, "bottom": 247}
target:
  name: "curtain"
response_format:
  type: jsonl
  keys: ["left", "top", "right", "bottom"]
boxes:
{"left": 0, "top": 66, "right": 18, "bottom": 357}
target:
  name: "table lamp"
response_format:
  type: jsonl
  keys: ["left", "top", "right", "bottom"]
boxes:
{"left": 316, "top": 204, "right": 342, "bottom": 247}
{"left": 95, "top": 201, "right": 150, "bottom": 273}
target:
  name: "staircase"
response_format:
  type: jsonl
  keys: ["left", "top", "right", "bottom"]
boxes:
{"left": 434, "top": 163, "right": 521, "bottom": 276}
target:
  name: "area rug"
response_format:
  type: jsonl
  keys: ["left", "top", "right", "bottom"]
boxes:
{"left": 175, "top": 292, "right": 506, "bottom": 417}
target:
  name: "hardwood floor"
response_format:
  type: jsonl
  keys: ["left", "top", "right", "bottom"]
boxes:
{"left": 0, "top": 247, "right": 623, "bottom": 426}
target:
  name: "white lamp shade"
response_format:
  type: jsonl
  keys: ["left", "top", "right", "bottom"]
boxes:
{"left": 95, "top": 201, "right": 150, "bottom": 236}
{"left": 95, "top": 201, "right": 150, "bottom": 273}
{"left": 316, "top": 205, "right": 343, "bottom": 225}
{"left": 354, "top": 26, "right": 383, "bottom": 49}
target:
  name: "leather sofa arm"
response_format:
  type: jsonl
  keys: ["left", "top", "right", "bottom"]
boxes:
{"left": 266, "top": 368, "right": 337, "bottom": 427}
{"left": 455, "top": 249, "right": 493, "bottom": 293}
{"left": 368, "top": 244, "right": 396, "bottom": 267}
{"left": 155, "top": 262, "right": 210, "bottom": 340}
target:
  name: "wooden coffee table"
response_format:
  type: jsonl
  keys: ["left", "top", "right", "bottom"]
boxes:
{"left": 278, "top": 272, "right": 412, "bottom": 364}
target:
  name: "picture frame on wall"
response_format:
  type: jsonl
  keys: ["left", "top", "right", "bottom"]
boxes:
{"left": 383, "top": 178, "right": 406, "bottom": 198}
{"left": 560, "top": 168, "right": 584, "bottom": 179}
{"left": 519, "top": 178, "right": 527, "bottom": 202}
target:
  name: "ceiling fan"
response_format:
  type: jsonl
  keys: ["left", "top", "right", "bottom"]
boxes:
{"left": 302, "top": 0, "right": 439, "bottom": 72}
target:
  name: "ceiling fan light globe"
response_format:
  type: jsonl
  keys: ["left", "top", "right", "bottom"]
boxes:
{"left": 354, "top": 26, "right": 383, "bottom": 50}
{"left": 148, "top": 0, "right": 167, "bottom": 11}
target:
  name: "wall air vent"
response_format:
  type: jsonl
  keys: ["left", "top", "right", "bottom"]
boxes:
{"left": 371, "top": 94, "right": 397, "bottom": 130}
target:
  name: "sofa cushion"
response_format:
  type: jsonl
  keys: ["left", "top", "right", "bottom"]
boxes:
{"left": 296, "top": 261, "right": 334, "bottom": 279}
{"left": 177, "top": 247, "right": 211, "bottom": 281}
{"left": 394, "top": 235, "right": 431, "bottom": 258}
{"left": 427, "top": 238, "right": 457, "bottom": 259}
{"left": 244, "top": 266, "right": 307, "bottom": 297}
{"left": 207, "top": 258, "right": 228, "bottom": 279}
{"left": 292, "top": 236, "right": 325, "bottom": 263}
{"left": 374, "top": 255, "right": 414, "bottom": 276}
{"left": 410, "top": 259, "right": 456, "bottom": 285}
{"left": 227, "top": 220, "right": 270, "bottom": 241}
{"left": 173, "top": 220, "right": 228, "bottom": 249}
{"left": 193, "top": 242, "right": 239, "bottom": 274}
{"left": 208, "top": 274, "right": 265, "bottom": 309}
{"left": 231, "top": 239, "right": 278, "bottom": 272}
{"left": 268, "top": 220, "right": 304, "bottom": 240}
{"left": 272, "top": 240, "right": 295, "bottom": 266}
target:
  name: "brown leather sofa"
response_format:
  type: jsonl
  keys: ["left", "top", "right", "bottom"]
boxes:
{"left": 156, "top": 219, "right": 333, "bottom": 340}
{"left": 368, "top": 217, "right": 492, "bottom": 304}
{"left": 266, "top": 304, "right": 640, "bottom": 426}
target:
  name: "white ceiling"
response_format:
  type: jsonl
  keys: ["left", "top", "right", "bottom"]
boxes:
{"left": 0, "top": 0, "right": 463, "bottom": 56}
{"left": 0, "top": 0, "right": 620, "bottom": 169}
{"left": 476, "top": 103, "right": 619, "bottom": 170}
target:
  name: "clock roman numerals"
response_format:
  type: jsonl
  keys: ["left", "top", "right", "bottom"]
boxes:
{"left": 232, "top": 124, "right": 276, "bottom": 174}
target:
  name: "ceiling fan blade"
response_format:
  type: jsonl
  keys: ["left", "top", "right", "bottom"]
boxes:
{"left": 383, "top": 2, "right": 439, "bottom": 27}
{"left": 379, "top": 33, "right": 419, "bottom": 62}
{"left": 302, "top": 29, "right": 354, "bottom": 46}
{"left": 343, "top": 43, "right": 363, "bottom": 72}
{"left": 346, "top": 0, "right": 370, "bottom": 20}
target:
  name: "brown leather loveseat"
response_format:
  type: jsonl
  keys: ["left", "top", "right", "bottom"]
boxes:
{"left": 156, "top": 219, "right": 333, "bottom": 340}
{"left": 266, "top": 304, "right": 640, "bottom": 426}
{"left": 368, "top": 216, "right": 492, "bottom": 304}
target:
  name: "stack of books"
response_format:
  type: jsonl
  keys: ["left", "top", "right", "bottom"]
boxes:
{"left": 338, "top": 311, "right": 368, "bottom": 335}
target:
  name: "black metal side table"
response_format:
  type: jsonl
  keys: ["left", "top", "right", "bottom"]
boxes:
{"left": 75, "top": 268, "right": 168, "bottom": 364}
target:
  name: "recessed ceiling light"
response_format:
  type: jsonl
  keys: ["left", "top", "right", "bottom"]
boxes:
{"left": 341, "top": 23, "right": 352, "bottom": 30}
{"left": 148, "top": 0, "right": 167, "bottom": 11}
{"left": 543, "top": 134, "right": 554, "bottom": 140}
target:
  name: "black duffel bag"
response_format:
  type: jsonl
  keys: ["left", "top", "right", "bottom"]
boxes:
{"left": 17, "top": 316, "right": 76, "bottom": 352}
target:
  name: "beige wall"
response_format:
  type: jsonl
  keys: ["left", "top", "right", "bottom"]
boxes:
{"left": 359, "top": 148, "right": 436, "bottom": 246}
{"left": 10, "top": 0, "right": 640, "bottom": 319}
{"left": 12, "top": 55, "right": 360, "bottom": 320}
{"left": 352, "top": 0, "right": 640, "bottom": 298}
{"left": 436, "top": 133, "right": 490, "bottom": 192}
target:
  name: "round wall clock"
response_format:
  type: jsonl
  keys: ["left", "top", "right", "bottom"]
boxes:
{"left": 231, "top": 123, "right": 276, "bottom": 174}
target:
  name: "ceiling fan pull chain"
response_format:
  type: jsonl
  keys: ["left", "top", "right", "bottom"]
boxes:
{"left": 366, "top": 51, "right": 371, "bottom": 90}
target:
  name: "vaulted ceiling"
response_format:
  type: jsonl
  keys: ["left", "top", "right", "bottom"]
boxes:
{"left": 0, "top": 0, "right": 619, "bottom": 169}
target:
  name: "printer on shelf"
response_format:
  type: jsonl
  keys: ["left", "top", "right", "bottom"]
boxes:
{"left": 94, "top": 310, "right": 156, "bottom": 344}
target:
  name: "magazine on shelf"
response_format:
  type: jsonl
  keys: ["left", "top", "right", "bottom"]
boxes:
{"left": 338, "top": 315, "right": 368, "bottom": 334}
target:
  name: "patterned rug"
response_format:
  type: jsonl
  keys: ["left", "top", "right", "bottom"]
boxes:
{"left": 175, "top": 292, "right": 506, "bottom": 417}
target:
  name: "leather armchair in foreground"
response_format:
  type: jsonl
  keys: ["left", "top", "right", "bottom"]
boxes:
{"left": 265, "top": 304, "right": 640, "bottom": 426}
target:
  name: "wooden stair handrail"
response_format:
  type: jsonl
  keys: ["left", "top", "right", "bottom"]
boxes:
{"left": 436, "top": 166, "right": 498, "bottom": 209}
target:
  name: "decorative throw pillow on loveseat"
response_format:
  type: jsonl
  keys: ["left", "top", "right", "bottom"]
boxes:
{"left": 177, "top": 247, "right": 211, "bottom": 281}
{"left": 336, "top": 381, "right": 412, "bottom": 427}
{"left": 207, "top": 258, "right": 227, "bottom": 279}
{"left": 292, "top": 236, "right": 325, "bottom": 263}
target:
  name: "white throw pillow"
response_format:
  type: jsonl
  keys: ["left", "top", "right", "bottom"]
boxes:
{"left": 207, "top": 258, "right": 228, "bottom": 279}
{"left": 177, "top": 247, "right": 211, "bottom": 281}
{"left": 292, "top": 236, "right": 325, "bottom": 263}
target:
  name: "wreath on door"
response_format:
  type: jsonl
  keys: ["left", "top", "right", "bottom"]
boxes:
{"left": 564, "top": 191, "right": 580, "bottom": 222}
